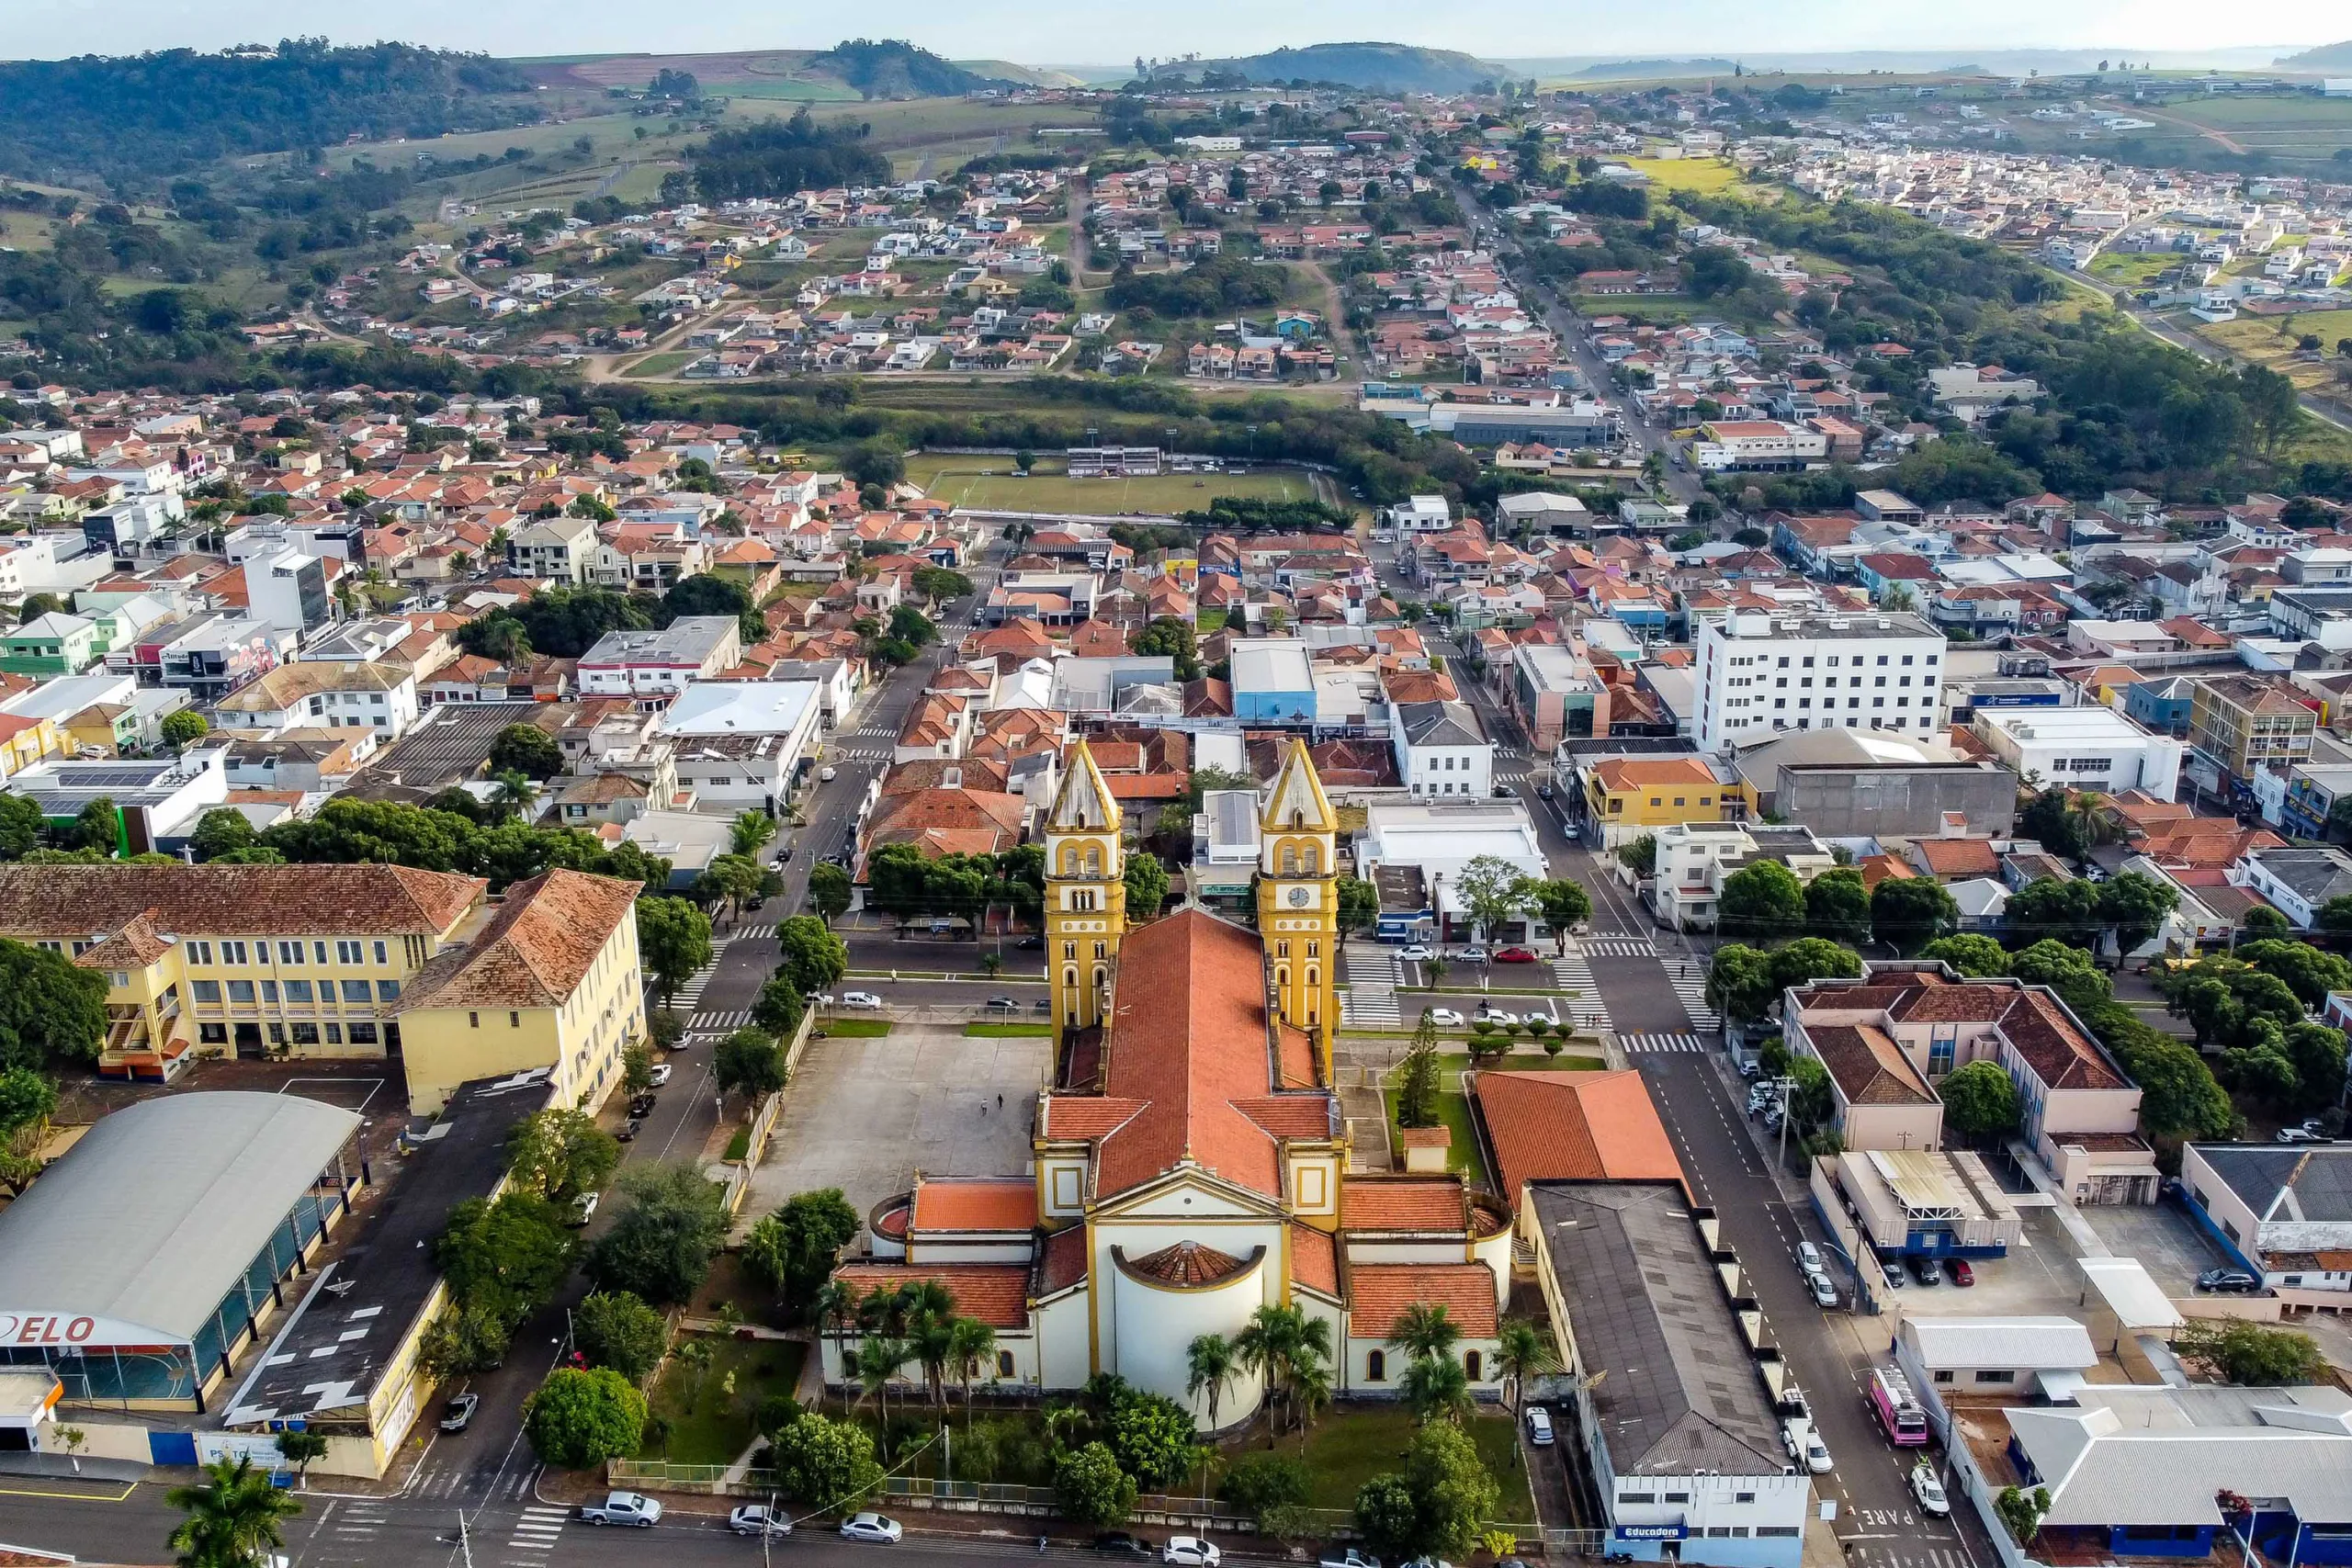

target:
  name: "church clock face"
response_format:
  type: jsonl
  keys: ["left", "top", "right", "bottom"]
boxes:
{"left": 1287, "top": 886, "right": 1311, "bottom": 908}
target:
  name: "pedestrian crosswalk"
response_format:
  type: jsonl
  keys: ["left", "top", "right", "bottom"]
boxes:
{"left": 1663, "top": 959, "right": 1724, "bottom": 1035}
{"left": 691, "top": 1007, "right": 752, "bottom": 1033}
{"left": 830, "top": 744, "right": 891, "bottom": 762}
{"left": 508, "top": 1505, "right": 568, "bottom": 1561}
{"left": 729, "top": 923, "right": 778, "bottom": 941}
{"left": 847, "top": 717, "right": 896, "bottom": 739}
{"left": 1341, "top": 987, "right": 1401, "bottom": 1027}
{"left": 1546, "top": 949, "right": 1612, "bottom": 1032}
{"left": 1348, "top": 949, "right": 1409, "bottom": 987}
{"left": 327, "top": 1499, "right": 390, "bottom": 1549}
{"left": 1622, "top": 1032, "right": 1707, "bottom": 1054}
{"left": 667, "top": 967, "right": 716, "bottom": 1012}
{"left": 1581, "top": 936, "right": 1657, "bottom": 958}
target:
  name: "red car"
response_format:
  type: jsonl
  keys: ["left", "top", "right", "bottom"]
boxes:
{"left": 1493, "top": 946, "right": 1540, "bottom": 964}
{"left": 1947, "top": 1258, "right": 1974, "bottom": 1287}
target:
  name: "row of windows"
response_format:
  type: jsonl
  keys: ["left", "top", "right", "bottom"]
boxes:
{"left": 182, "top": 939, "right": 389, "bottom": 968}
{"left": 1620, "top": 1490, "right": 1759, "bottom": 1506}
{"left": 198, "top": 1020, "right": 379, "bottom": 1047}
{"left": 1419, "top": 754, "right": 1476, "bottom": 770}
{"left": 189, "top": 977, "right": 400, "bottom": 1005}
{"left": 1414, "top": 781, "right": 1480, "bottom": 795}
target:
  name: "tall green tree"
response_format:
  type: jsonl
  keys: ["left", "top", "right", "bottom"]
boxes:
{"left": 1705, "top": 943, "right": 1779, "bottom": 1024}
{"left": 487, "top": 723, "right": 563, "bottom": 781}
{"left": 504, "top": 1109, "right": 619, "bottom": 1207}
{"left": 740, "top": 1188, "right": 863, "bottom": 1319}
{"left": 1717, "top": 860, "right": 1805, "bottom": 941}
{"left": 523, "top": 1367, "right": 647, "bottom": 1470}
{"left": 1453, "top": 854, "right": 1528, "bottom": 945}
{"left": 1803, "top": 868, "right": 1871, "bottom": 944}
{"left": 0, "top": 795, "right": 44, "bottom": 860}
{"left": 0, "top": 940, "right": 110, "bottom": 1071}
{"left": 1125, "top": 851, "right": 1170, "bottom": 919}
{"left": 1186, "top": 1333, "right": 1239, "bottom": 1430}
{"left": 767, "top": 1411, "right": 885, "bottom": 1509}
{"left": 776, "top": 914, "right": 850, "bottom": 998}
{"left": 1919, "top": 933, "right": 2010, "bottom": 977}
{"left": 714, "top": 1027, "right": 788, "bottom": 1111}
{"left": 573, "top": 1291, "right": 667, "bottom": 1382}
{"left": 1871, "top": 877, "right": 1960, "bottom": 954}
{"left": 1939, "top": 1060, "right": 2020, "bottom": 1144}
{"left": 1527, "top": 877, "right": 1592, "bottom": 953}
{"left": 1492, "top": 1319, "right": 1557, "bottom": 1468}
{"left": 585, "top": 1163, "right": 729, "bottom": 1305}
{"left": 635, "top": 896, "right": 713, "bottom": 1009}
{"left": 2004, "top": 876, "right": 2101, "bottom": 947}
{"left": 1396, "top": 1010, "right": 1443, "bottom": 1129}
{"left": 188, "top": 807, "right": 258, "bottom": 863}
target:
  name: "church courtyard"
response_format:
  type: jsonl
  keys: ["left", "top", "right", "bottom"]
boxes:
{"left": 740, "top": 1021, "right": 1052, "bottom": 1232}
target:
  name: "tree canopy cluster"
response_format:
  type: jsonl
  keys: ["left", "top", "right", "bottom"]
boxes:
{"left": 678, "top": 108, "right": 892, "bottom": 204}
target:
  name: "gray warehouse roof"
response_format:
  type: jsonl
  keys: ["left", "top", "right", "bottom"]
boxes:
{"left": 1531, "top": 1182, "right": 1785, "bottom": 1477}
{"left": 0, "top": 1092, "right": 359, "bottom": 1340}
{"left": 2191, "top": 1144, "right": 2352, "bottom": 1224}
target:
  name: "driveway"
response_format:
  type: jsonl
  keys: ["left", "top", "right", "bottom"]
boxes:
{"left": 2082, "top": 1198, "right": 2234, "bottom": 1293}
{"left": 739, "top": 1022, "right": 1051, "bottom": 1233}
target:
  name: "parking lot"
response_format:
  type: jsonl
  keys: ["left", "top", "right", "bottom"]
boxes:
{"left": 2083, "top": 1196, "right": 2236, "bottom": 1293}
{"left": 739, "top": 1022, "right": 1052, "bottom": 1235}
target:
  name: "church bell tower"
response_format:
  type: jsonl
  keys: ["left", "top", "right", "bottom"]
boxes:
{"left": 1256, "top": 739, "right": 1340, "bottom": 1074}
{"left": 1044, "top": 739, "right": 1125, "bottom": 1045}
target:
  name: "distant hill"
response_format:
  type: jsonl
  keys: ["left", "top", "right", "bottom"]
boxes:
{"left": 1154, "top": 42, "right": 1503, "bottom": 94}
{"left": 956, "top": 59, "right": 1089, "bottom": 89}
{"left": 806, "top": 39, "right": 1017, "bottom": 98}
{"left": 0, "top": 41, "right": 538, "bottom": 183}
{"left": 2278, "top": 39, "right": 2352, "bottom": 70}
{"left": 1571, "top": 58, "right": 1739, "bottom": 80}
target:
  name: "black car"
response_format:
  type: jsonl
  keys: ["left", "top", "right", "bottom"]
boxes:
{"left": 1092, "top": 1534, "right": 1154, "bottom": 1559}
{"left": 2197, "top": 1268, "right": 2261, "bottom": 1294}
{"left": 628, "top": 1093, "right": 657, "bottom": 1119}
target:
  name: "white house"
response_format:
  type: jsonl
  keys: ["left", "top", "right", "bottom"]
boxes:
{"left": 1972, "top": 706, "right": 2183, "bottom": 803}
{"left": 1389, "top": 699, "right": 1493, "bottom": 798}
{"left": 209, "top": 660, "right": 421, "bottom": 741}
{"left": 577, "top": 617, "right": 742, "bottom": 699}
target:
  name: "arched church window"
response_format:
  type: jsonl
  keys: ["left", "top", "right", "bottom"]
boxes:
{"left": 1083, "top": 847, "right": 1102, "bottom": 876}
{"left": 1061, "top": 846, "right": 1080, "bottom": 875}
{"left": 1365, "top": 1348, "right": 1387, "bottom": 1382}
{"left": 1282, "top": 845, "right": 1299, "bottom": 874}
{"left": 1464, "top": 1349, "right": 1483, "bottom": 1381}
{"left": 1306, "top": 967, "right": 1318, "bottom": 992}
{"left": 1303, "top": 845, "right": 1319, "bottom": 874}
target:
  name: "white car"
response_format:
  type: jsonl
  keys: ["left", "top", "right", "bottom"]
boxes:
{"left": 1475, "top": 1006, "right": 1518, "bottom": 1026}
{"left": 840, "top": 991, "right": 884, "bottom": 1010}
{"left": 729, "top": 1506, "right": 792, "bottom": 1538}
{"left": 1458, "top": 946, "right": 1490, "bottom": 964}
{"left": 839, "top": 1512, "right": 902, "bottom": 1544}
{"left": 1911, "top": 1463, "right": 1951, "bottom": 1517}
{"left": 1798, "top": 1428, "right": 1833, "bottom": 1474}
{"left": 1396, "top": 944, "right": 1434, "bottom": 963}
{"left": 819, "top": 765, "right": 839, "bottom": 782}
{"left": 1796, "top": 1241, "right": 1823, "bottom": 1271}
{"left": 647, "top": 1063, "right": 672, "bottom": 1088}
{"left": 1162, "top": 1540, "right": 1221, "bottom": 1567}
{"left": 1804, "top": 1269, "right": 1838, "bottom": 1308}
{"left": 1524, "top": 1404, "right": 1555, "bottom": 1445}
{"left": 1426, "top": 1008, "right": 1466, "bottom": 1027}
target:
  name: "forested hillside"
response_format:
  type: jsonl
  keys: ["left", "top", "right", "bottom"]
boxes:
{"left": 0, "top": 40, "right": 540, "bottom": 183}
{"left": 670, "top": 109, "right": 894, "bottom": 204}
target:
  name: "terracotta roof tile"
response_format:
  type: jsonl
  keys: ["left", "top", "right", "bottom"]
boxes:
{"left": 1347, "top": 1263, "right": 1498, "bottom": 1339}
{"left": 1345, "top": 1177, "right": 1468, "bottom": 1232}
{"left": 1291, "top": 1223, "right": 1339, "bottom": 1297}
{"left": 394, "top": 868, "right": 639, "bottom": 1011}
{"left": 1473, "top": 1069, "right": 1683, "bottom": 1199}
{"left": 1807, "top": 1023, "right": 1934, "bottom": 1106}
{"left": 1121, "top": 1239, "right": 1252, "bottom": 1287}
{"left": 1039, "top": 1097, "right": 1148, "bottom": 1141}
{"left": 834, "top": 1263, "right": 1030, "bottom": 1329}
{"left": 910, "top": 1178, "right": 1035, "bottom": 1233}
{"left": 1040, "top": 1226, "right": 1089, "bottom": 1295}
{"left": 0, "top": 863, "right": 484, "bottom": 939}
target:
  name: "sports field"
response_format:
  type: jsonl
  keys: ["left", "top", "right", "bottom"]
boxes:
{"left": 904, "top": 454, "right": 1313, "bottom": 514}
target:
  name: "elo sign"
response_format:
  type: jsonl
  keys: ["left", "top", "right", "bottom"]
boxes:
{"left": 0, "top": 1314, "right": 161, "bottom": 1348}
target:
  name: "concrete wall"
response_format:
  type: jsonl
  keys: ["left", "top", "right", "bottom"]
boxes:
{"left": 1770, "top": 764, "right": 2018, "bottom": 840}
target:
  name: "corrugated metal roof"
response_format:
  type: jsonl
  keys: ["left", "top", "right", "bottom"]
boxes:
{"left": 0, "top": 1091, "right": 358, "bottom": 1341}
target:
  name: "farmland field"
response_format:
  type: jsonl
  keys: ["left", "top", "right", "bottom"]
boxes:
{"left": 2086, "top": 251, "right": 2180, "bottom": 287}
{"left": 2188, "top": 311, "right": 2352, "bottom": 395}
{"left": 903, "top": 453, "right": 1313, "bottom": 514}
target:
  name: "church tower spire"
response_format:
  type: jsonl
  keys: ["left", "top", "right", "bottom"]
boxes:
{"left": 1256, "top": 739, "right": 1340, "bottom": 1075}
{"left": 1045, "top": 739, "right": 1125, "bottom": 1046}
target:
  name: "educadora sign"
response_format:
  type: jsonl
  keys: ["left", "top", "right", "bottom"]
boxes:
{"left": 1616, "top": 1524, "right": 1690, "bottom": 1541}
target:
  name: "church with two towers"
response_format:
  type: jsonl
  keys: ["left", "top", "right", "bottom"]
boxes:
{"left": 827, "top": 739, "right": 1516, "bottom": 1430}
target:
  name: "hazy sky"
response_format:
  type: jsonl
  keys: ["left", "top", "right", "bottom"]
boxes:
{"left": 7, "top": 0, "right": 2346, "bottom": 63}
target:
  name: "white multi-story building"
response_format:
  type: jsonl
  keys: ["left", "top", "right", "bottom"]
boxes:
{"left": 1972, "top": 706, "right": 2183, "bottom": 803}
{"left": 577, "top": 617, "right": 742, "bottom": 700}
{"left": 1693, "top": 610, "right": 1947, "bottom": 753}
{"left": 1388, "top": 699, "right": 1493, "bottom": 798}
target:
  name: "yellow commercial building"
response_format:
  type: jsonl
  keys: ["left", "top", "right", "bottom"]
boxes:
{"left": 1581, "top": 754, "right": 1751, "bottom": 848}
{"left": 0, "top": 863, "right": 488, "bottom": 1083}
{"left": 395, "top": 867, "right": 648, "bottom": 1115}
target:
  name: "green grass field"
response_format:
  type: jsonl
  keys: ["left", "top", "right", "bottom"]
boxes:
{"left": 2194, "top": 310, "right": 2352, "bottom": 394}
{"left": 1283, "top": 1409, "right": 1537, "bottom": 1523}
{"left": 1625, "top": 156, "right": 1749, "bottom": 195}
{"left": 2086, "top": 251, "right": 2181, "bottom": 287}
{"left": 820, "top": 1018, "right": 893, "bottom": 1038}
{"left": 963, "top": 1021, "right": 1053, "bottom": 1037}
{"left": 639, "top": 1337, "right": 802, "bottom": 1466}
{"left": 903, "top": 454, "right": 1312, "bottom": 515}
{"left": 626, "top": 350, "right": 698, "bottom": 378}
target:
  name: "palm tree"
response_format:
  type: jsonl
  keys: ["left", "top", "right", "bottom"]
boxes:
{"left": 910, "top": 1314, "right": 957, "bottom": 1407}
{"left": 855, "top": 1336, "right": 910, "bottom": 1417}
{"left": 1493, "top": 1319, "right": 1559, "bottom": 1467}
{"left": 2070, "top": 790, "right": 2111, "bottom": 852}
{"left": 1399, "top": 1355, "right": 1473, "bottom": 1427}
{"left": 491, "top": 769, "right": 537, "bottom": 820}
{"left": 947, "top": 1316, "right": 997, "bottom": 1421}
{"left": 1186, "top": 1333, "right": 1238, "bottom": 1432}
{"left": 895, "top": 1279, "right": 956, "bottom": 1333}
{"left": 167, "top": 1456, "right": 302, "bottom": 1568}
{"left": 1387, "top": 1301, "right": 1464, "bottom": 1365}
{"left": 1231, "top": 1307, "right": 1291, "bottom": 1448}
{"left": 1288, "top": 1348, "right": 1333, "bottom": 1448}
{"left": 812, "top": 1280, "right": 857, "bottom": 1364}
